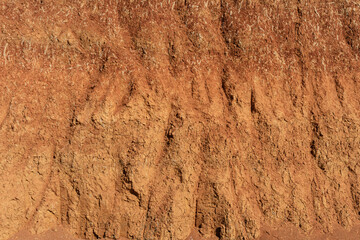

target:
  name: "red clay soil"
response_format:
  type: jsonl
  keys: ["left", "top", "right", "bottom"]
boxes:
{"left": 2, "top": 0, "right": 360, "bottom": 239}
{"left": 8, "top": 226, "right": 82, "bottom": 240}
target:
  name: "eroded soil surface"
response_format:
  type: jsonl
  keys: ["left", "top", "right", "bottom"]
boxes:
{"left": 2, "top": 0, "right": 360, "bottom": 239}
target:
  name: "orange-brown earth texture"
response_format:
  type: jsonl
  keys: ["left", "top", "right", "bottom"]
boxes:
{"left": 1, "top": 0, "right": 360, "bottom": 239}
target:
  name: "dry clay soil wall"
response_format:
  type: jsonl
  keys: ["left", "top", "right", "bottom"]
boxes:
{"left": 2, "top": 0, "right": 360, "bottom": 239}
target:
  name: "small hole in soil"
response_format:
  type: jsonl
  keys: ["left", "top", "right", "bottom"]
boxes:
{"left": 215, "top": 227, "right": 222, "bottom": 238}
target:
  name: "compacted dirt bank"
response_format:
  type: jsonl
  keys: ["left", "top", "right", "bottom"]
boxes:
{"left": 1, "top": 0, "right": 360, "bottom": 239}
